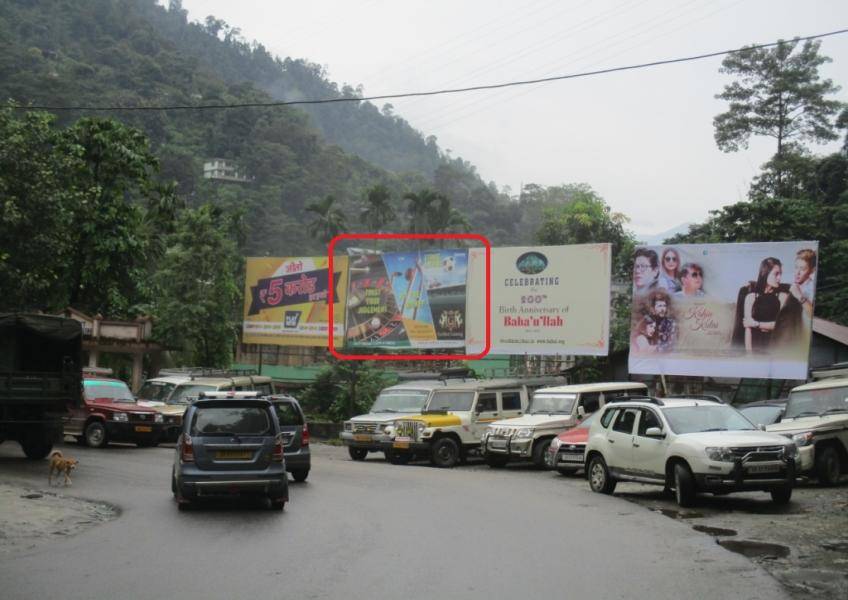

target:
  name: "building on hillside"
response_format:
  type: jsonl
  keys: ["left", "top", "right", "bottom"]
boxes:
{"left": 203, "top": 158, "right": 251, "bottom": 183}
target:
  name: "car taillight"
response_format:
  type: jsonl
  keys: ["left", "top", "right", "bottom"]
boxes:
{"left": 301, "top": 423, "right": 310, "bottom": 447}
{"left": 180, "top": 434, "right": 194, "bottom": 462}
{"left": 272, "top": 437, "right": 284, "bottom": 462}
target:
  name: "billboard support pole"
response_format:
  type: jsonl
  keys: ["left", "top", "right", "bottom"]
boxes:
{"left": 258, "top": 344, "right": 263, "bottom": 375}
{"left": 660, "top": 374, "right": 668, "bottom": 397}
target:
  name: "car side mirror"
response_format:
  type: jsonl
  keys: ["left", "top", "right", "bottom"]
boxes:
{"left": 757, "top": 424, "right": 766, "bottom": 431}
{"left": 645, "top": 427, "right": 665, "bottom": 438}
{"left": 576, "top": 406, "right": 586, "bottom": 418}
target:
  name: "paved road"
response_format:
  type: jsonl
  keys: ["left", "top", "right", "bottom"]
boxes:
{"left": 1, "top": 441, "right": 789, "bottom": 600}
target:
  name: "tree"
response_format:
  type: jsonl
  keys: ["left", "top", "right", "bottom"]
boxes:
{"left": 714, "top": 39, "right": 841, "bottom": 195}
{"left": 151, "top": 204, "right": 241, "bottom": 367}
{"left": 361, "top": 184, "right": 396, "bottom": 232}
{"left": 306, "top": 194, "right": 347, "bottom": 243}
{"left": 299, "top": 360, "right": 392, "bottom": 420}
{"left": 404, "top": 189, "right": 442, "bottom": 234}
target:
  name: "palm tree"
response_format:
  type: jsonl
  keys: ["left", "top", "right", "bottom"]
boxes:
{"left": 404, "top": 189, "right": 442, "bottom": 234}
{"left": 306, "top": 194, "right": 347, "bottom": 243}
{"left": 361, "top": 185, "right": 396, "bottom": 233}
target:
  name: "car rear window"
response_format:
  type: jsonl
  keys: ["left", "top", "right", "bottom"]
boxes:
{"left": 274, "top": 402, "right": 304, "bottom": 426}
{"left": 191, "top": 407, "right": 272, "bottom": 435}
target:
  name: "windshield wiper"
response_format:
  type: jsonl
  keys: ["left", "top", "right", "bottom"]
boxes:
{"left": 821, "top": 408, "right": 848, "bottom": 415}
{"left": 700, "top": 428, "right": 728, "bottom": 432}
{"left": 377, "top": 409, "right": 397, "bottom": 413}
{"left": 791, "top": 411, "right": 819, "bottom": 417}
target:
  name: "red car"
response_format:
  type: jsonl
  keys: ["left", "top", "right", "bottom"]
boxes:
{"left": 64, "top": 376, "right": 166, "bottom": 448}
{"left": 545, "top": 412, "right": 598, "bottom": 475}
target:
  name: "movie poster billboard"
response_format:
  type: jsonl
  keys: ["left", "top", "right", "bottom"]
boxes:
{"left": 242, "top": 256, "right": 348, "bottom": 346}
{"left": 345, "top": 249, "right": 468, "bottom": 349}
{"left": 478, "top": 244, "right": 611, "bottom": 356}
{"left": 628, "top": 242, "right": 819, "bottom": 380}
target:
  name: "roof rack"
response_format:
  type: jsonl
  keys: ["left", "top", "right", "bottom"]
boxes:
{"left": 605, "top": 395, "right": 665, "bottom": 406}
{"left": 667, "top": 394, "right": 725, "bottom": 404}
{"left": 157, "top": 367, "right": 260, "bottom": 379}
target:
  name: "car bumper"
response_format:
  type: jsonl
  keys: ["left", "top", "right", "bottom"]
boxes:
{"left": 177, "top": 465, "right": 288, "bottom": 500}
{"left": 379, "top": 439, "right": 430, "bottom": 454}
{"left": 340, "top": 431, "right": 391, "bottom": 451}
{"left": 482, "top": 437, "right": 534, "bottom": 459}
{"left": 694, "top": 459, "right": 795, "bottom": 492}
{"left": 105, "top": 421, "right": 165, "bottom": 443}
{"left": 545, "top": 446, "right": 586, "bottom": 469}
{"left": 795, "top": 445, "right": 814, "bottom": 473}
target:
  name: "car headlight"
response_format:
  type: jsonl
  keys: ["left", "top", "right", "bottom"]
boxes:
{"left": 377, "top": 423, "right": 389, "bottom": 433}
{"left": 416, "top": 422, "right": 426, "bottom": 433}
{"left": 154, "top": 413, "right": 164, "bottom": 423}
{"left": 343, "top": 421, "right": 352, "bottom": 431}
{"left": 550, "top": 438, "right": 563, "bottom": 451}
{"left": 791, "top": 431, "right": 814, "bottom": 447}
{"left": 113, "top": 412, "right": 128, "bottom": 422}
{"left": 783, "top": 442, "right": 798, "bottom": 460}
{"left": 515, "top": 428, "right": 534, "bottom": 439}
{"left": 705, "top": 446, "right": 735, "bottom": 462}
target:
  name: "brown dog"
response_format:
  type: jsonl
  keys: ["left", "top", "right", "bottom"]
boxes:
{"left": 48, "top": 451, "right": 78, "bottom": 486}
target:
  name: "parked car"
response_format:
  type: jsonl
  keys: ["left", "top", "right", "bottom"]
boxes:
{"left": 738, "top": 400, "right": 787, "bottom": 427}
{"left": 65, "top": 375, "right": 166, "bottom": 448}
{"left": 585, "top": 397, "right": 796, "bottom": 507}
{"left": 172, "top": 392, "right": 288, "bottom": 511}
{"left": 137, "top": 371, "right": 273, "bottom": 442}
{"left": 481, "top": 382, "right": 647, "bottom": 468}
{"left": 267, "top": 394, "right": 310, "bottom": 482}
{"left": 341, "top": 379, "right": 446, "bottom": 461}
{"left": 766, "top": 376, "right": 848, "bottom": 485}
{"left": 545, "top": 411, "right": 599, "bottom": 475}
{"left": 383, "top": 376, "right": 564, "bottom": 468}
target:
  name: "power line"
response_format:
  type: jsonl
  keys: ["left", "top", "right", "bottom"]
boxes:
{"left": 15, "top": 27, "right": 848, "bottom": 113}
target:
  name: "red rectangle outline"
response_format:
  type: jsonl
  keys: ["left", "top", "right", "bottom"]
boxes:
{"left": 328, "top": 233, "right": 491, "bottom": 361}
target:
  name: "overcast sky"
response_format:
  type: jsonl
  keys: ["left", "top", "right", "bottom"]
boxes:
{"left": 180, "top": 0, "right": 848, "bottom": 236}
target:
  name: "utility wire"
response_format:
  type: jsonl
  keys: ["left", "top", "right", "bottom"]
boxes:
{"left": 15, "top": 28, "right": 848, "bottom": 113}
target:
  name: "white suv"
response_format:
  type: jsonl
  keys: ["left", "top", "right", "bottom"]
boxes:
{"left": 584, "top": 397, "right": 797, "bottom": 507}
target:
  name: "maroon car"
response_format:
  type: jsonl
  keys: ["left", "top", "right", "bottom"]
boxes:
{"left": 545, "top": 412, "right": 598, "bottom": 475}
{"left": 64, "top": 376, "right": 165, "bottom": 448}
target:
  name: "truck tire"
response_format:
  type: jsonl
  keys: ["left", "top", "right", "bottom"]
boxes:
{"left": 21, "top": 435, "right": 53, "bottom": 460}
{"left": 532, "top": 439, "right": 552, "bottom": 469}
{"left": 814, "top": 445, "right": 842, "bottom": 486}
{"left": 673, "top": 463, "right": 697, "bottom": 508}
{"left": 84, "top": 421, "right": 108, "bottom": 448}
{"left": 430, "top": 437, "right": 460, "bottom": 468}
{"left": 348, "top": 447, "right": 368, "bottom": 461}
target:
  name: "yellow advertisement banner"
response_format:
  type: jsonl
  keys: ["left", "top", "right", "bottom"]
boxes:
{"left": 242, "top": 256, "right": 348, "bottom": 347}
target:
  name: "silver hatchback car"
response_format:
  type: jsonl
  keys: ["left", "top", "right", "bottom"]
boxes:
{"left": 172, "top": 394, "right": 289, "bottom": 511}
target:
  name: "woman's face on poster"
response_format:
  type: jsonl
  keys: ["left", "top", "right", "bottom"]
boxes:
{"left": 794, "top": 258, "right": 812, "bottom": 285}
{"left": 646, "top": 321, "right": 656, "bottom": 336}
{"left": 767, "top": 264, "right": 782, "bottom": 288}
{"left": 633, "top": 256, "right": 656, "bottom": 287}
{"left": 662, "top": 251, "right": 679, "bottom": 275}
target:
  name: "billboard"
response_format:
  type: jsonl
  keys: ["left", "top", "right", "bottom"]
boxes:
{"left": 628, "top": 242, "right": 819, "bottom": 379}
{"left": 242, "top": 256, "right": 348, "bottom": 346}
{"left": 470, "top": 244, "right": 611, "bottom": 356}
{"left": 345, "top": 249, "right": 468, "bottom": 349}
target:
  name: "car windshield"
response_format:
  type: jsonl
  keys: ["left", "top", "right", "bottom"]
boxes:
{"left": 137, "top": 381, "right": 176, "bottom": 402}
{"left": 84, "top": 380, "right": 135, "bottom": 403}
{"left": 577, "top": 411, "right": 599, "bottom": 428}
{"left": 661, "top": 405, "right": 755, "bottom": 434}
{"left": 785, "top": 386, "right": 848, "bottom": 418}
{"left": 169, "top": 384, "right": 216, "bottom": 405}
{"left": 274, "top": 402, "right": 304, "bottom": 426}
{"left": 427, "top": 390, "right": 475, "bottom": 411}
{"left": 528, "top": 393, "right": 576, "bottom": 415}
{"left": 739, "top": 405, "right": 783, "bottom": 426}
{"left": 370, "top": 390, "right": 430, "bottom": 413}
{"left": 191, "top": 407, "right": 271, "bottom": 436}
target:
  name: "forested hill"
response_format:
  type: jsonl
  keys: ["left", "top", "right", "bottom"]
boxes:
{"left": 0, "top": 0, "right": 531, "bottom": 255}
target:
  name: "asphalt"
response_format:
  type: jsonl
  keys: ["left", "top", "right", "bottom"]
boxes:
{"left": 0, "top": 440, "right": 790, "bottom": 600}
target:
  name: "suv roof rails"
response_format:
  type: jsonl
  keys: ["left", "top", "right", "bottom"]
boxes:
{"left": 198, "top": 391, "right": 261, "bottom": 399}
{"left": 439, "top": 367, "right": 475, "bottom": 381}
{"left": 157, "top": 367, "right": 260, "bottom": 379}
{"left": 605, "top": 395, "right": 665, "bottom": 406}
{"left": 667, "top": 394, "right": 725, "bottom": 404}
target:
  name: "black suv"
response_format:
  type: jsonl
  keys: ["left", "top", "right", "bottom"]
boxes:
{"left": 267, "top": 394, "right": 311, "bottom": 482}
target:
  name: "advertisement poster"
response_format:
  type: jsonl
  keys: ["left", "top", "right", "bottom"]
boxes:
{"left": 628, "top": 242, "right": 819, "bottom": 380}
{"left": 345, "top": 249, "right": 468, "bottom": 349}
{"left": 484, "top": 244, "right": 611, "bottom": 356}
{"left": 242, "top": 256, "right": 348, "bottom": 346}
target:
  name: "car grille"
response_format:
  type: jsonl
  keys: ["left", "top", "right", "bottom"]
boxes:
{"left": 129, "top": 413, "right": 155, "bottom": 423}
{"left": 395, "top": 420, "right": 419, "bottom": 441}
{"left": 490, "top": 426, "right": 514, "bottom": 437}
{"left": 730, "top": 445, "right": 785, "bottom": 462}
{"left": 353, "top": 422, "right": 377, "bottom": 434}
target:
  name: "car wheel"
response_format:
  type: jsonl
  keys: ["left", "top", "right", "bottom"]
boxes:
{"left": 20, "top": 436, "right": 53, "bottom": 460}
{"left": 485, "top": 454, "right": 509, "bottom": 468}
{"left": 814, "top": 445, "right": 842, "bottom": 486}
{"left": 770, "top": 485, "right": 793, "bottom": 504}
{"left": 385, "top": 449, "right": 412, "bottom": 465}
{"left": 291, "top": 469, "right": 309, "bottom": 482}
{"left": 84, "top": 421, "right": 108, "bottom": 449}
{"left": 588, "top": 455, "right": 616, "bottom": 495}
{"left": 348, "top": 447, "right": 368, "bottom": 461}
{"left": 430, "top": 437, "right": 460, "bottom": 468}
{"left": 673, "top": 463, "right": 696, "bottom": 508}
{"left": 557, "top": 467, "right": 578, "bottom": 476}
{"left": 532, "top": 439, "right": 552, "bottom": 469}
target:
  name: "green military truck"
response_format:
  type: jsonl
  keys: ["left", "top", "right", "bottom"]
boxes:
{"left": 0, "top": 314, "right": 82, "bottom": 459}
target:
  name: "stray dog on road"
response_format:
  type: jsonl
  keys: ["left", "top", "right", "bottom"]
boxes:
{"left": 48, "top": 451, "right": 79, "bottom": 486}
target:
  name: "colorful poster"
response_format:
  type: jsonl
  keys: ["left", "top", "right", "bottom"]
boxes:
{"left": 345, "top": 249, "right": 468, "bottom": 349}
{"left": 628, "top": 242, "right": 819, "bottom": 380}
{"left": 483, "top": 245, "right": 611, "bottom": 356}
{"left": 242, "top": 256, "right": 348, "bottom": 346}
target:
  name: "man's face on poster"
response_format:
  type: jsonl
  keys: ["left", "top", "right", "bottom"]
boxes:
{"left": 653, "top": 300, "right": 668, "bottom": 317}
{"left": 633, "top": 256, "right": 656, "bottom": 288}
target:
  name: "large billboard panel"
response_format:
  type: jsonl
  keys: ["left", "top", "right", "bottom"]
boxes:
{"left": 628, "top": 242, "right": 818, "bottom": 379}
{"left": 242, "top": 256, "right": 348, "bottom": 346}
{"left": 345, "top": 249, "right": 468, "bottom": 349}
{"left": 477, "top": 244, "right": 611, "bottom": 356}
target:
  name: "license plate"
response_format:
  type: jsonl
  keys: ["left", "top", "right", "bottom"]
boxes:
{"left": 560, "top": 453, "right": 584, "bottom": 463}
{"left": 216, "top": 450, "right": 252, "bottom": 460}
{"left": 134, "top": 425, "right": 152, "bottom": 433}
{"left": 747, "top": 464, "right": 780, "bottom": 474}
{"left": 353, "top": 434, "right": 372, "bottom": 442}
{"left": 393, "top": 441, "right": 410, "bottom": 449}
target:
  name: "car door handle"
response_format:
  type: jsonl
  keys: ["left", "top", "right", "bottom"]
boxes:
{"left": 633, "top": 442, "right": 640, "bottom": 447}
{"left": 607, "top": 438, "right": 615, "bottom": 444}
